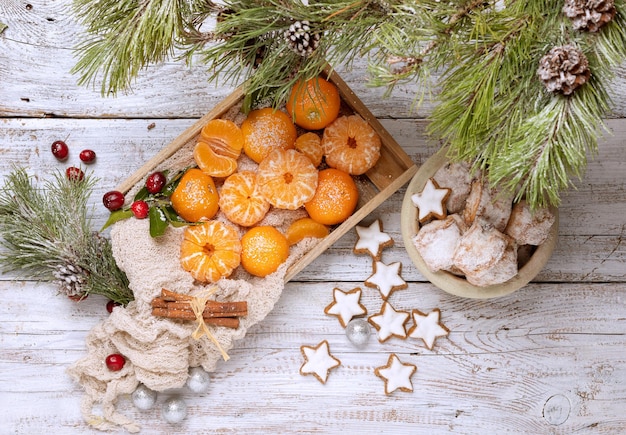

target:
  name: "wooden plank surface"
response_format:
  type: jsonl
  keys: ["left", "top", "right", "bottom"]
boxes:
{"left": 1, "top": 1, "right": 625, "bottom": 434}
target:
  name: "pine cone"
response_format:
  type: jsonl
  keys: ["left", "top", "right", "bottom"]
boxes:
{"left": 537, "top": 44, "right": 590, "bottom": 95}
{"left": 284, "top": 20, "right": 321, "bottom": 57}
{"left": 563, "top": 0, "right": 616, "bottom": 32}
{"left": 53, "top": 262, "right": 88, "bottom": 298}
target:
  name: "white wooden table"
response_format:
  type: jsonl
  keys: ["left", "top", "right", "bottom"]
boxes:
{"left": 1, "top": 2, "right": 625, "bottom": 433}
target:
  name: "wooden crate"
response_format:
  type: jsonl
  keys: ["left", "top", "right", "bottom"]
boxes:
{"left": 116, "top": 68, "right": 418, "bottom": 281}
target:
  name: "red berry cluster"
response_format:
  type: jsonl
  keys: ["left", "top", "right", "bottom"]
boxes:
{"left": 50, "top": 139, "right": 97, "bottom": 182}
{"left": 102, "top": 171, "right": 168, "bottom": 221}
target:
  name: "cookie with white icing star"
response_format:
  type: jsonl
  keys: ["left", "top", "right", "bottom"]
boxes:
{"left": 364, "top": 260, "right": 408, "bottom": 300}
{"left": 374, "top": 353, "right": 417, "bottom": 395}
{"left": 299, "top": 340, "right": 341, "bottom": 384}
{"left": 410, "top": 178, "right": 451, "bottom": 223}
{"left": 324, "top": 287, "right": 367, "bottom": 328}
{"left": 407, "top": 308, "right": 450, "bottom": 350}
{"left": 368, "top": 301, "right": 410, "bottom": 342}
{"left": 353, "top": 219, "right": 394, "bottom": 260}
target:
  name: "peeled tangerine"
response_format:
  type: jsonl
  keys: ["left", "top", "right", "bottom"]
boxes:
{"left": 200, "top": 119, "right": 244, "bottom": 159}
{"left": 194, "top": 141, "right": 238, "bottom": 178}
{"left": 180, "top": 221, "right": 242, "bottom": 283}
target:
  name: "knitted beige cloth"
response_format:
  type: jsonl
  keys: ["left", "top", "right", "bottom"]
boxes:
{"left": 67, "top": 205, "right": 312, "bottom": 432}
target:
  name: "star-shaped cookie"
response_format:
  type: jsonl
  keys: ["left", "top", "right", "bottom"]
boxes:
{"left": 368, "top": 302, "right": 410, "bottom": 343}
{"left": 353, "top": 219, "right": 393, "bottom": 260}
{"left": 374, "top": 353, "right": 417, "bottom": 395}
{"left": 410, "top": 178, "right": 451, "bottom": 223}
{"left": 407, "top": 308, "right": 450, "bottom": 350}
{"left": 364, "top": 260, "right": 408, "bottom": 300}
{"left": 324, "top": 287, "right": 367, "bottom": 328}
{"left": 300, "top": 340, "right": 341, "bottom": 384}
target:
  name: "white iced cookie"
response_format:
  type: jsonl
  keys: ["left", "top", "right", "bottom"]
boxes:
{"left": 353, "top": 219, "right": 394, "bottom": 260}
{"left": 299, "top": 340, "right": 341, "bottom": 384}
{"left": 407, "top": 308, "right": 450, "bottom": 350}
{"left": 411, "top": 178, "right": 451, "bottom": 223}
{"left": 433, "top": 161, "right": 475, "bottom": 214}
{"left": 364, "top": 261, "right": 408, "bottom": 300}
{"left": 412, "top": 214, "right": 466, "bottom": 272}
{"left": 463, "top": 178, "right": 514, "bottom": 232}
{"left": 505, "top": 199, "right": 555, "bottom": 246}
{"left": 374, "top": 353, "right": 417, "bottom": 395}
{"left": 453, "top": 218, "right": 518, "bottom": 286}
{"left": 368, "top": 302, "right": 410, "bottom": 342}
{"left": 324, "top": 287, "right": 367, "bottom": 328}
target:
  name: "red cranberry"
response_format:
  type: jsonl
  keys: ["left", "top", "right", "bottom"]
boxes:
{"left": 106, "top": 300, "right": 121, "bottom": 313}
{"left": 130, "top": 200, "right": 150, "bottom": 219}
{"left": 66, "top": 166, "right": 85, "bottom": 182}
{"left": 146, "top": 172, "right": 166, "bottom": 194}
{"left": 102, "top": 191, "right": 125, "bottom": 211}
{"left": 105, "top": 353, "right": 126, "bottom": 371}
{"left": 79, "top": 149, "right": 97, "bottom": 164}
{"left": 51, "top": 140, "right": 69, "bottom": 161}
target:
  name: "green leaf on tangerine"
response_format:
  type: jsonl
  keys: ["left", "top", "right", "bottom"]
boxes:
{"left": 101, "top": 209, "right": 134, "bottom": 231}
{"left": 149, "top": 206, "right": 169, "bottom": 237}
{"left": 162, "top": 205, "right": 188, "bottom": 227}
{"left": 134, "top": 186, "right": 149, "bottom": 201}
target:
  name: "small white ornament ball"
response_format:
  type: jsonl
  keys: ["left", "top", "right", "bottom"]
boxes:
{"left": 345, "top": 318, "right": 372, "bottom": 347}
{"left": 131, "top": 384, "right": 157, "bottom": 411}
{"left": 162, "top": 397, "right": 188, "bottom": 424}
{"left": 186, "top": 366, "right": 211, "bottom": 394}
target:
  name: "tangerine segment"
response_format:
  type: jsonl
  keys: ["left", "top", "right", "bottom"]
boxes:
{"left": 180, "top": 221, "right": 242, "bottom": 283}
{"left": 241, "top": 108, "right": 297, "bottom": 164}
{"left": 257, "top": 149, "right": 319, "bottom": 210}
{"left": 219, "top": 171, "right": 270, "bottom": 227}
{"left": 286, "top": 217, "right": 329, "bottom": 245}
{"left": 285, "top": 77, "right": 341, "bottom": 130}
{"left": 241, "top": 226, "right": 290, "bottom": 277}
{"left": 200, "top": 119, "right": 244, "bottom": 159}
{"left": 294, "top": 132, "right": 323, "bottom": 167}
{"left": 194, "top": 141, "right": 238, "bottom": 178}
{"left": 170, "top": 168, "right": 219, "bottom": 222}
{"left": 305, "top": 168, "right": 359, "bottom": 226}
{"left": 321, "top": 114, "right": 382, "bottom": 175}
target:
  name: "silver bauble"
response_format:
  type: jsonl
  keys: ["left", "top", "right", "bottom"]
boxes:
{"left": 131, "top": 384, "right": 157, "bottom": 411}
{"left": 162, "top": 396, "right": 188, "bottom": 424}
{"left": 345, "top": 318, "right": 372, "bottom": 347}
{"left": 186, "top": 366, "right": 211, "bottom": 394}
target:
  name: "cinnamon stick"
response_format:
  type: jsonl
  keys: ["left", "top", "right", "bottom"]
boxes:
{"left": 151, "top": 307, "right": 240, "bottom": 329}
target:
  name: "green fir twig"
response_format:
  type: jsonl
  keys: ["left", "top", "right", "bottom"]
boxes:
{"left": 0, "top": 168, "right": 133, "bottom": 305}
{"left": 70, "top": 0, "right": 626, "bottom": 208}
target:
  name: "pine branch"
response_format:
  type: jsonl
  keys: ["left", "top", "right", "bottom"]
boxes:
{"left": 72, "top": 0, "right": 201, "bottom": 95}
{"left": 0, "top": 168, "right": 133, "bottom": 305}
{"left": 69, "top": 0, "right": 626, "bottom": 208}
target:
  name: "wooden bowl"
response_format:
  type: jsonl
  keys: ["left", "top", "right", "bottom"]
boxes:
{"left": 400, "top": 148, "right": 559, "bottom": 299}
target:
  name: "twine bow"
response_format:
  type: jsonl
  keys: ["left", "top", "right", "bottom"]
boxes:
{"left": 190, "top": 288, "right": 230, "bottom": 361}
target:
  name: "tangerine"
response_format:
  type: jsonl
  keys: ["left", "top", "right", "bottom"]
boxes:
{"left": 241, "top": 226, "right": 290, "bottom": 277}
{"left": 241, "top": 108, "right": 297, "bottom": 163}
{"left": 200, "top": 119, "right": 244, "bottom": 159}
{"left": 257, "top": 149, "right": 318, "bottom": 210}
{"left": 286, "top": 217, "right": 329, "bottom": 245}
{"left": 194, "top": 141, "right": 238, "bottom": 178}
{"left": 219, "top": 171, "right": 270, "bottom": 227}
{"left": 180, "top": 220, "right": 242, "bottom": 283}
{"left": 294, "top": 132, "right": 323, "bottom": 167}
{"left": 305, "top": 168, "right": 359, "bottom": 225}
{"left": 285, "top": 77, "right": 341, "bottom": 130}
{"left": 170, "top": 168, "right": 219, "bottom": 222}
{"left": 321, "top": 114, "right": 381, "bottom": 175}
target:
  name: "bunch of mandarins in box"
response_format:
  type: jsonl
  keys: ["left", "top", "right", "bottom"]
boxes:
{"left": 102, "top": 76, "right": 382, "bottom": 283}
